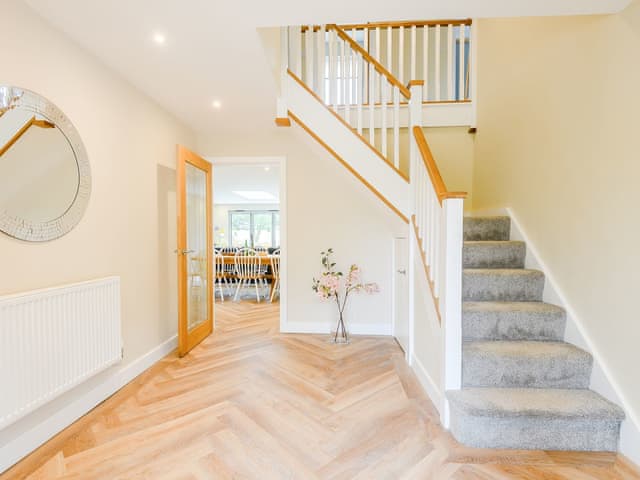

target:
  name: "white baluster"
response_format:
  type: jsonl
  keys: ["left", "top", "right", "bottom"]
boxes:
{"left": 386, "top": 26, "right": 393, "bottom": 77}
{"left": 410, "top": 25, "right": 417, "bottom": 81}
{"left": 344, "top": 40, "right": 350, "bottom": 122}
{"left": 329, "top": 29, "right": 337, "bottom": 108}
{"left": 369, "top": 62, "right": 375, "bottom": 145}
{"left": 447, "top": 24, "right": 454, "bottom": 101}
{"left": 357, "top": 52, "right": 363, "bottom": 135}
{"left": 393, "top": 86, "right": 400, "bottom": 169}
{"left": 435, "top": 24, "right": 441, "bottom": 101}
{"left": 374, "top": 27, "right": 381, "bottom": 62}
{"left": 458, "top": 25, "right": 465, "bottom": 101}
{"left": 381, "top": 78, "right": 388, "bottom": 160}
{"left": 317, "top": 26, "right": 325, "bottom": 100}
{"left": 423, "top": 26, "right": 429, "bottom": 101}
{"left": 433, "top": 202, "right": 441, "bottom": 296}
{"left": 363, "top": 27, "right": 369, "bottom": 105}
{"left": 305, "top": 25, "right": 314, "bottom": 89}
{"left": 290, "top": 26, "right": 302, "bottom": 78}
{"left": 398, "top": 26, "right": 404, "bottom": 85}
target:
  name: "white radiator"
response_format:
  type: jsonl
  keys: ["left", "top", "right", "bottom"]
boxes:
{"left": 0, "top": 277, "right": 122, "bottom": 429}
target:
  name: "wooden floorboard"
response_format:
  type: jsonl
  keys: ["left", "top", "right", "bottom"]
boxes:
{"left": 4, "top": 300, "right": 639, "bottom": 479}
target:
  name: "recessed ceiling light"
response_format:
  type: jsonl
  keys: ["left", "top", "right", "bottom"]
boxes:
{"left": 264, "top": 166, "right": 270, "bottom": 172}
{"left": 233, "top": 190, "right": 276, "bottom": 201}
{"left": 153, "top": 32, "right": 166, "bottom": 45}
{"left": 212, "top": 100, "right": 222, "bottom": 109}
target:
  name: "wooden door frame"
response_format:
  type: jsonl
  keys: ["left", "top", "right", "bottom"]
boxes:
{"left": 177, "top": 145, "right": 213, "bottom": 357}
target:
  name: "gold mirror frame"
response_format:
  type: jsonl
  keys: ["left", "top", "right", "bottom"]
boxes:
{"left": 0, "top": 87, "right": 91, "bottom": 242}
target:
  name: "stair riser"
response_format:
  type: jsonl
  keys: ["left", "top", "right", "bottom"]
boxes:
{"left": 463, "top": 271, "right": 545, "bottom": 302}
{"left": 463, "top": 217, "right": 510, "bottom": 242}
{"left": 462, "top": 311, "right": 566, "bottom": 341}
{"left": 449, "top": 413, "right": 621, "bottom": 452}
{"left": 462, "top": 349, "right": 593, "bottom": 389}
{"left": 463, "top": 244, "right": 525, "bottom": 269}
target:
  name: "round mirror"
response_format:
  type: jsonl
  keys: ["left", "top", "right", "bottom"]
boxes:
{"left": 0, "top": 86, "right": 90, "bottom": 242}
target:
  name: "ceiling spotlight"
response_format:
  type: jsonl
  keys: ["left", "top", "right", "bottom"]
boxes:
{"left": 264, "top": 166, "right": 270, "bottom": 172}
{"left": 212, "top": 100, "right": 222, "bottom": 109}
{"left": 153, "top": 32, "right": 166, "bottom": 45}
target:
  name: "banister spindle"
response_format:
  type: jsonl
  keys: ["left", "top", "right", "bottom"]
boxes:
{"left": 317, "top": 26, "right": 326, "bottom": 100}
{"left": 458, "top": 24, "right": 465, "bottom": 101}
{"left": 329, "top": 29, "right": 337, "bottom": 108}
{"left": 381, "top": 78, "right": 388, "bottom": 160}
{"left": 393, "top": 86, "right": 400, "bottom": 169}
{"left": 386, "top": 26, "right": 393, "bottom": 77}
{"left": 357, "top": 52, "right": 363, "bottom": 135}
{"left": 305, "top": 25, "right": 314, "bottom": 89}
{"left": 398, "top": 26, "right": 405, "bottom": 85}
{"left": 435, "top": 24, "right": 441, "bottom": 101}
{"left": 423, "top": 25, "right": 429, "bottom": 101}
{"left": 344, "top": 40, "right": 350, "bottom": 122}
{"left": 368, "top": 62, "right": 375, "bottom": 146}
{"left": 447, "top": 24, "right": 454, "bottom": 101}
{"left": 410, "top": 25, "right": 417, "bottom": 81}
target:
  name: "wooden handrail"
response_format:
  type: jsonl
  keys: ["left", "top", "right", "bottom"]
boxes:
{"left": 413, "top": 126, "right": 466, "bottom": 205}
{"left": 0, "top": 116, "right": 55, "bottom": 157}
{"left": 339, "top": 19, "right": 472, "bottom": 30}
{"left": 327, "top": 24, "right": 411, "bottom": 99}
{"left": 301, "top": 19, "right": 472, "bottom": 33}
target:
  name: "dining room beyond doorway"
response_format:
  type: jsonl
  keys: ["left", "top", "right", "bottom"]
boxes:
{"left": 210, "top": 162, "right": 282, "bottom": 311}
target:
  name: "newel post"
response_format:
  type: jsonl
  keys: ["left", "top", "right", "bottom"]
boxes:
{"left": 442, "top": 197, "right": 464, "bottom": 427}
{"left": 277, "top": 27, "right": 290, "bottom": 118}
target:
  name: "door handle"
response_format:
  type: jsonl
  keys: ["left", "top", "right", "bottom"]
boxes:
{"left": 397, "top": 269, "right": 407, "bottom": 275}
{"left": 174, "top": 249, "right": 195, "bottom": 255}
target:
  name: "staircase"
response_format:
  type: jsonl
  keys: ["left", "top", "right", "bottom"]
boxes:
{"left": 277, "top": 22, "right": 626, "bottom": 454}
{"left": 447, "top": 216, "right": 625, "bottom": 451}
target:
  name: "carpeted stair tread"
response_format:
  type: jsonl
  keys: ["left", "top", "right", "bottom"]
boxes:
{"left": 463, "top": 241, "right": 526, "bottom": 269}
{"left": 447, "top": 387, "right": 625, "bottom": 420}
{"left": 463, "top": 216, "right": 510, "bottom": 241}
{"left": 462, "top": 301, "right": 566, "bottom": 341}
{"left": 447, "top": 388, "right": 624, "bottom": 451}
{"left": 463, "top": 269, "right": 545, "bottom": 302}
{"left": 462, "top": 341, "right": 592, "bottom": 388}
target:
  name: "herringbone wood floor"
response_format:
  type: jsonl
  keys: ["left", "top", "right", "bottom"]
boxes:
{"left": 4, "top": 300, "right": 640, "bottom": 479}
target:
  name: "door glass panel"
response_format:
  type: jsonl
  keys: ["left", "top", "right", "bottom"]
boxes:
{"left": 230, "top": 212, "right": 250, "bottom": 247}
{"left": 186, "top": 163, "right": 208, "bottom": 332}
{"left": 252, "top": 212, "right": 273, "bottom": 248}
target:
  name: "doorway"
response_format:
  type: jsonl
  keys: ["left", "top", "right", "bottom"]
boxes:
{"left": 209, "top": 156, "right": 286, "bottom": 331}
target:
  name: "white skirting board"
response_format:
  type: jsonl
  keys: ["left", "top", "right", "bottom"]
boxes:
{"left": 410, "top": 354, "right": 444, "bottom": 417}
{"left": 501, "top": 207, "right": 640, "bottom": 466}
{"left": 282, "top": 321, "right": 392, "bottom": 336}
{"left": 0, "top": 334, "right": 177, "bottom": 474}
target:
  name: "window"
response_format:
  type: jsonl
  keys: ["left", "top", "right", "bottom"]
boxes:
{"left": 229, "top": 210, "right": 279, "bottom": 248}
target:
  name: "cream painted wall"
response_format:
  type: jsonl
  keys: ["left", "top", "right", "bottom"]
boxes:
{"left": 0, "top": 0, "right": 194, "bottom": 454}
{"left": 473, "top": 2, "right": 640, "bottom": 461}
{"left": 198, "top": 127, "right": 406, "bottom": 331}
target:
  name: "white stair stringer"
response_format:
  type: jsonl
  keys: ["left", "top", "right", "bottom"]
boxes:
{"left": 285, "top": 73, "right": 409, "bottom": 222}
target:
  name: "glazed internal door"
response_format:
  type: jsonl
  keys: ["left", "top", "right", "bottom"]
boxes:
{"left": 177, "top": 145, "right": 213, "bottom": 357}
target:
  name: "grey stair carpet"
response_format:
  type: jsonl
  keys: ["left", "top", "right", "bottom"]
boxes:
{"left": 463, "top": 302, "right": 566, "bottom": 341}
{"left": 447, "top": 388, "right": 625, "bottom": 451}
{"left": 463, "top": 241, "right": 525, "bottom": 268}
{"left": 463, "top": 269, "right": 544, "bottom": 302}
{"left": 448, "top": 216, "right": 624, "bottom": 452}
{"left": 463, "top": 216, "right": 510, "bottom": 241}
{"left": 462, "top": 341, "right": 592, "bottom": 389}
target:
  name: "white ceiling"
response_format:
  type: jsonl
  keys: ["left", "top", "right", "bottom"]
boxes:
{"left": 25, "top": 0, "right": 631, "bottom": 137}
{"left": 213, "top": 164, "right": 280, "bottom": 205}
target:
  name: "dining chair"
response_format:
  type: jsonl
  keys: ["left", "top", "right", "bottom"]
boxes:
{"left": 213, "top": 249, "right": 228, "bottom": 302}
{"left": 270, "top": 249, "right": 280, "bottom": 303}
{"left": 220, "top": 246, "right": 238, "bottom": 290}
{"left": 233, "top": 248, "right": 264, "bottom": 302}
